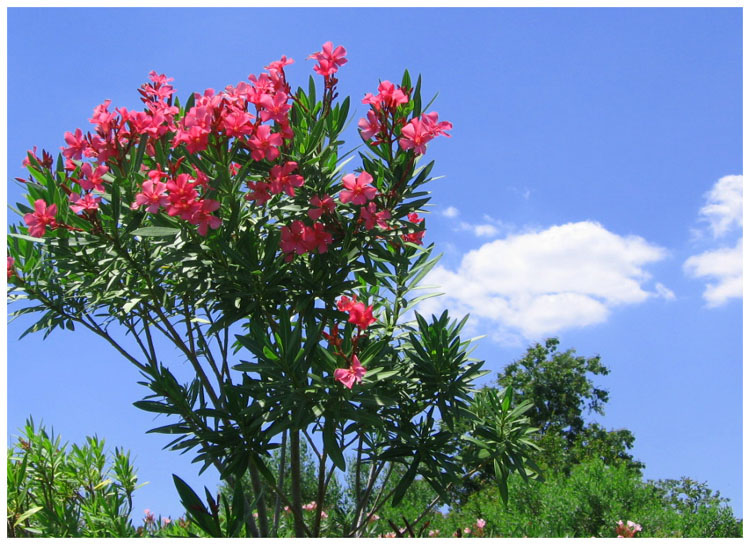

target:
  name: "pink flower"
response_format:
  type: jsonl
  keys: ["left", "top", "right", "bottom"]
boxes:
{"left": 337, "top": 295, "right": 355, "bottom": 313}
{"left": 69, "top": 193, "right": 101, "bottom": 214}
{"left": 62, "top": 128, "right": 89, "bottom": 160}
{"left": 464, "top": 527, "right": 472, "bottom": 535}
{"left": 398, "top": 112, "right": 452, "bottom": 155}
{"left": 189, "top": 199, "right": 222, "bottom": 236}
{"left": 303, "top": 222, "right": 333, "bottom": 254}
{"left": 221, "top": 109, "right": 255, "bottom": 138}
{"left": 302, "top": 501, "right": 317, "bottom": 511}
{"left": 476, "top": 518, "right": 486, "bottom": 529}
{"left": 360, "top": 201, "right": 390, "bottom": 230}
{"left": 166, "top": 174, "right": 199, "bottom": 220}
{"left": 247, "top": 124, "right": 283, "bottom": 162}
{"left": 259, "top": 92, "right": 291, "bottom": 124}
{"left": 265, "top": 55, "right": 294, "bottom": 75}
{"left": 24, "top": 200, "right": 58, "bottom": 237}
{"left": 428, "top": 529, "right": 440, "bottom": 537}
{"left": 340, "top": 172, "right": 377, "bottom": 205}
{"left": 245, "top": 181, "right": 272, "bottom": 205}
{"left": 173, "top": 125, "right": 210, "bottom": 154}
{"left": 358, "top": 110, "right": 384, "bottom": 142}
{"left": 347, "top": 301, "right": 376, "bottom": 330}
{"left": 402, "top": 212, "right": 425, "bottom": 245}
{"left": 308, "top": 41, "right": 347, "bottom": 77}
{"left": 280, "top": 220, "right": 309, "bottom": 259}
{"left": 7, "top": 257, "right": 15, "bottom": 280}
{"left": 268, "top": 161, "right": 304, "bottom": 196}
{"left": 133, "top": 178, "right": 169, "bottom": 213}
{"left": 75, "top": 163, "right": 109, "bottom": 192}
{"left": 308, "top": 194, "right": 335, "bottom": 220}
{"left": 364, "top": 81, "right": 409, "bottom": 111}
{"left": 333, "top": 355, "right": 367, "bottom": 389}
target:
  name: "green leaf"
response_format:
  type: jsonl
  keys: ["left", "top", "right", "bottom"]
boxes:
{"left": 323, "top": 418, "right": 346, "bottom": 471}
{"left": 131, "top": 226, "right": 180, "bottom": 237}
{"left": 172, "top": 474, "right": 222, "bottom": 537}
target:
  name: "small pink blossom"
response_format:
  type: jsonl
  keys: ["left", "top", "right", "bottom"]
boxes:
{"left": 247, "top": 124, "right": 283, "bottom": 162}
{"left": 62, "top": 128, "right": 89, "bottom": 160}
{"left": 75, "top": 163, "right": 109, "bottom": 192}
{"left": 476, "top": 518, "right": 486, "bottom": 529}
{"left": 189, "top": 199, "right": 222, "bottom": 236}
{"left": 308, "top": 41, "right": 347, "bottom": 77}
{"left": 8, "top": 257, "right": 15, "bottom": 280}
{"left": 334, "top": 355, "right": 367, "bottom": 389}
{"left": 133, "top": 178, "right": 169, "bottom": 213}
{"left": 69, "top": 193, "right": 101, "bottom": 214}
{"left": 358, "top": 110, "right": 384, "bottom": 142}
{"left": 360, "top": 201, "right": 390, "bottom": 230}
{"left": 402, "top": 212, "right": 425, "bottom": 245}
{"left": 268, "top": 161, "right": 304, "bottom": 196}
{"left": 24, "top": 200, "right": 57, "bottom": 237}
{"left": 340, "top": 171, "right": 377, "bottom": 205}
{"left": 166, "top": 174, "right": 199, "bottom": 220}
{"left": 280, "top": 220, "right": 308, "bottom": 259}
{"left": 303, "top": 222, "right": 333, "bottom": 254}
{"left": 245, "top": 181, "right": 272, "bottom": 205}
{"left": 265, "top": 55, "right": 294, "bottom": 75}
{"left": 308, "top": 194, "right": 335, "bottom": 220}
{"left": 398, "top": 112, "right": 453, "bottom": 155}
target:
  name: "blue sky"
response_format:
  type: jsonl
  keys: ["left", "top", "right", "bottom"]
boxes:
{"left": 6, "top": 7, "right": 743, "bottom": 521}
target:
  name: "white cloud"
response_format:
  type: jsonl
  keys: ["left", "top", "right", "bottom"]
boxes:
{"left": 699, "top": 175, "right": 743, "bottom": 238}
{"left": 418, "top": 221, "right": 670, "bottom": 340}
{"left": 684, "top": 175, "right": 743, "bottom": 307}
{"left": 684, "top": 238, "right": 743, "bottom": 307}
{"left": 441, "top": 206, "right": 460, "bottom": 218}
{"left": 459, "top": 222, "right": 499, "bottom": 238}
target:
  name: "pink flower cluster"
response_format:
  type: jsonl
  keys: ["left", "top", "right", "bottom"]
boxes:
{"left": 358, "top": 80, "right": 452, "bottom": 155}
{"left": 132, "top": 169, "right": 221, "bottom": 236}
{"left": 402, "top": 212, "right": 425, "bottom": 245}
{"left": 279, "top": 220, "right": 333, "bottom": 261}
{"left": 308, "top": 41, "right": 347, "bottom": 78}
{"left": 324, "top": 295, "right": 379, "bottom": 389}
{"left": 615, "top": 520, "right": 642, "bottom": 538}
{"left": 245, "top": 161, "right": 305, "bottom": 205}
{"left": 399, "top": 112, "right": 453, "bottom": 155}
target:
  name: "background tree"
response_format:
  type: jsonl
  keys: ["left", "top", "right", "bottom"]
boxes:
{"left": 496, "top": 337, "right": 643, "bottom": 475}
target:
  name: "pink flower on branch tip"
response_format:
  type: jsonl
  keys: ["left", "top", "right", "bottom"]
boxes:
{"left": 398, "top": 112, "right": 453, "bottom": 155}
{"left": 340, "top": 171, "right": 377, "bottom": 205}
{"left": 132, "top": 179, "right": 169, "bottom": 213}
{"left": 75, "top": 163, "right": 109, "bottom": 192}
{"left": 62, "top": 128, "right": 89, "bottom": 160}
{"left": 269, "top": 161, "right": 304, "bottom": 197}
{"left": 24, "top": 200, "right": 58, "bottom": 237}
{"left": 308, "top": 194, "right": 335, "bottom": 220}
{"left": 189, "top": 199, "right": 222, "bottom": 236}
{"left": 8, "top": 257, "right": 15, "bottom": 280}
{"left": 308, "top": 41, "right": 348, "bottom": 77}
{"left": 247, "top": 124, "right": 283, "bottom": 162}
{"left": 69, "top": 193, "right": 101, "bottom": 214}
{"left": 333, "top": 355, "right": 367, "bottom": 389}
{"left": 265, "top": 55, "right": 294, "bottom": 75}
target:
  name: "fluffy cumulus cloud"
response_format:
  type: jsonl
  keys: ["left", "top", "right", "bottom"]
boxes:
{"left": 419, "top": 221, "right": 670, "bottom": 340}
{"left": 698, "top": 175, "right": 743, "bottom": 238}
{"left": 684, "top": 175, "right": 743, "bottom": 307}
{"left": 684, "top": 238, "right": 742, "bottom": 307}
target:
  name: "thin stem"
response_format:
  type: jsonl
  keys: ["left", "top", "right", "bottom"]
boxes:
{"left": 289, "top": 429, "right": 306, "bottom": 538}
{"left": 273, "top": 430, "right": 287, "bottom": 536}
{"left": 248, "top": 460, "right": 270, "bottom": 537}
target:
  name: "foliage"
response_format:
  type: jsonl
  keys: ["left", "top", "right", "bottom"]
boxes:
{"left": 435, "top": 459, "right": 742, "bottom": 538}
{"left": 7, "top": 43, "right": 538, "bottom": 537}
{"left": 6, "top": 418, "right": 141, "bottom": 537}
{"left": 495, "top": 338, "right": 643, "bottom": 476}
